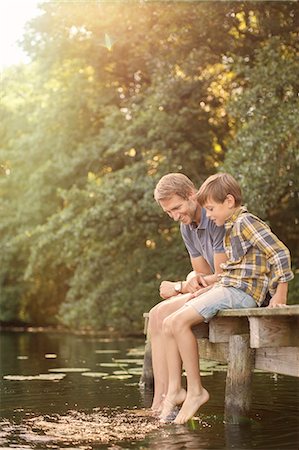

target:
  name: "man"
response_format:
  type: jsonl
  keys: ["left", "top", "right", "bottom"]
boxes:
{"left": 149, "top": 173, "right": 227, "bottom": 412}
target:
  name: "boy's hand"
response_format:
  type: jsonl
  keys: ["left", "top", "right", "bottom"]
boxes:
{"left": 185, "top": 274, "right": 208, "bottom": 293}
{"left": 267, "top": 293, "right": 287, "bottom": 308}
{"left": 189, "top": 285, "right": 213, "bottom": 299}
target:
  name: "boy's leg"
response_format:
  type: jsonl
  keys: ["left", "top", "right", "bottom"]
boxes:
{"left": 173, "top": 286, "right": 257, "bottom": 424}
{"left": 148, "top": 293, "right": 192, "bottom": 411}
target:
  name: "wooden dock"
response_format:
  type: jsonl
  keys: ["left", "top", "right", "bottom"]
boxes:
{"left": 141, "top": 305, "right": 299, "bottom": 423}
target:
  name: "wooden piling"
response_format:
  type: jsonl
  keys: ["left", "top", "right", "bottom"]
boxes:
{"left": 140, "top": 336, "right": 154, "bottom": 389}
{"left": 224, "top": 334, "right": 255, "bottom": 424}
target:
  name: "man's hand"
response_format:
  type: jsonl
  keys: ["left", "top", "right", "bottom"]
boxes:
{"left": 159, "top": 281, "right": 177, "bottom": 299}
{"left": 184, "top": 274, "right": 208, "bottom": 293}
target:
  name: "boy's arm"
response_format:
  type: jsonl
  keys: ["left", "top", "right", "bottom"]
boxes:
{"left": 239, "top": 216, "right": 294, "bottom": 301}
{"left": 268, "top": 282, "right": 288, "bottom": 308}
{"left": 183, "top": 252, "right": 227, "bottom": 291}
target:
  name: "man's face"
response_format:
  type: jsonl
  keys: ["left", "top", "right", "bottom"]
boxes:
{"left": 159, "top": 194, "right": 198, "bottom": 225}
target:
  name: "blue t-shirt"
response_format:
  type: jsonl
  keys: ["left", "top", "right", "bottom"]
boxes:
{"left": 180, "top": 208, "right": 225, "bottom": 272}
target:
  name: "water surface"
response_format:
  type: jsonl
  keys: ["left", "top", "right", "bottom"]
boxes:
{"left": 0, "top": 330, "right": 298, "bottom": 449}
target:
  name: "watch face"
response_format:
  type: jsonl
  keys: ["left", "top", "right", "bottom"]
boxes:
{"left": 174, "top": 283, "right": 181, "bottom": 292}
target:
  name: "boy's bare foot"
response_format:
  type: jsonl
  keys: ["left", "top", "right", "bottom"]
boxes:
{"left": 159, "top": 388, "right": 186, "bottom": 422}
{"left": 174, "top": 388, "right": 209, "bottom": 424}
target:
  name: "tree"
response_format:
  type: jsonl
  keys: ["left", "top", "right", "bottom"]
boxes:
{"left": 1, "top": 1, "right": 298, "bottom": 330}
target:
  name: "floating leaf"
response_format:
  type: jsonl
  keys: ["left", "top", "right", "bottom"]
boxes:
{"left": 99, "top": 363, "right": 128, "bottom": 368}
{"left": 126, "top": 348, "right": 145, "bottom": 357}
{"left": 113, "top": 370, "right": 128, "bottom": 375}
{"left": 45, "top": 354, "right": 57, "bottom": 359}
{"left": 49, "top": 368, "right": 90, "bottom": 373}
{"left": 103, "top": 374, "right": 132, "bottom": 380}
{"left": 17, "top": 356, "right": 28, "bottom": 360}
{"left": 95, "top": 350, "right": 120, "bottom": 354}
{"left": 81, "top": 372, "right": 107, "bottom": 378}
{"left": 127, "top": 368, "right": 143, "bottom": 376}
{"left": 3, "top": 374, "right": 65, "bottom": 381}
{"left": 113, "top": 359, "right": 144, "bottom": 365}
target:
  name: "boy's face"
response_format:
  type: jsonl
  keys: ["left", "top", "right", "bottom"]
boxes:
{"left": 204, "top": 196, "right": 235, "bottom": 226}
{"left": 159, "top": 194, "right": 199, "bottom": 225}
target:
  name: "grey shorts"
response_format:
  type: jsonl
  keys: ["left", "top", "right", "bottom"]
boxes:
{"left": 185, "top": 285, "right": 257, "bottom": 322}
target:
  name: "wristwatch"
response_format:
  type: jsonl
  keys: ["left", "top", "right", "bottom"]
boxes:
{"left": 174, "top": 281, "right": 182, "bottom": 293}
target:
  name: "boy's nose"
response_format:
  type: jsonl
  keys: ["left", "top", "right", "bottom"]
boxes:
{"left": 172, "top": 211, "right": 180, "bottom": 221}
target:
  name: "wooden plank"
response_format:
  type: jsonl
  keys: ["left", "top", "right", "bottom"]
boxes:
{"left": 209, "top": 317, "right": 249, "bottom": 343}
{"left": 255, "top": 347, "right": 299, "bottom": 377}
{"left": 192, "top": 322, "right": 209, "bottom": 339}
{"left": 198, "top": 338, "right": 229, "bottom": 363}
{"left": 249, "top": 316, "right": 299, "bottom": 348}
{"left": 225, "top": 334, "right": 255, "bottom": 424}
{"left": 218, "top": 305, "right": 299, "bottom": 317}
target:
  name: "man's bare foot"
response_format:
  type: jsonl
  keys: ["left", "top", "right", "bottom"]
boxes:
{"left": 151, "top": 394, "right": 166, "bottom": 416}
{"left": 159, "top": 388, "right": 186, "bottom": 422}
{"left": 174, "top": 388, "right": 209, "bottom": 424}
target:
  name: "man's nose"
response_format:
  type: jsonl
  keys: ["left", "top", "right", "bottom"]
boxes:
{"left": 172, "top": 211, "right": 180, "bottom": 221}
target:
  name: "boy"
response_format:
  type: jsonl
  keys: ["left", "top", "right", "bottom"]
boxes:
{"left": 160, "top": 173, "right": 294, "bottom": 424}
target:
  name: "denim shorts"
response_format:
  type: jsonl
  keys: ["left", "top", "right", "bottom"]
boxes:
{"left": 185, "top": 285, "right": 257, "bottom": 322}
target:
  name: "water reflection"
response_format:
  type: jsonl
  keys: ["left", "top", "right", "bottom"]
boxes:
{"left": 1, "top": 331, "right": 299, "bottom": 449}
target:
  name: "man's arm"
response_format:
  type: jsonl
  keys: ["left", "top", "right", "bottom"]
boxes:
{"left": 191, "top": 256, "right": 212, "bottom": 274}
{"left": 159, "top": 256, "right": 211, "bottom": 299}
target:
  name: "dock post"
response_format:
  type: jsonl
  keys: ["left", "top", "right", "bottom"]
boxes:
{"left": 140, "top": 338, "right": 153, "bottom": 388}
{"left": 140, "top": 314, "right": 154, "bottom": 389}
{"left": 224, "top": 334, "right": 255, "bottom": 424}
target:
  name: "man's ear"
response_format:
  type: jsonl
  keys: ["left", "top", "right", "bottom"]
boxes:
{"left": 189, "top": 190, "right": 198, "bottom": 201}
{"left": 226, "top": 194, "right": 236, "bottom": 208}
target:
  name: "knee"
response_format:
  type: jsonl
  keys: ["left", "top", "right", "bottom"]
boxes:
{"left": 161, "top": 315, "right": 175, "bottom": 337}
{"left": 149, "top": 302, "right": 169, "bottom": 334}
{"left": 168, "top": 314, "right": 190, "bottom": 336}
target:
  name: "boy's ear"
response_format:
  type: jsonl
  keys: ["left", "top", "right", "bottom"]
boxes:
{"left": 226, "top": 194, "right": 236, "bottom": 208}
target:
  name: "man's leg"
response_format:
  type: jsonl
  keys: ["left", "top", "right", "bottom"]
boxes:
{"left": 148, "top": 293, "right": 192, "bottom": 412}
{"left": 160, "top": 306, "right": 209, "bottom": 422}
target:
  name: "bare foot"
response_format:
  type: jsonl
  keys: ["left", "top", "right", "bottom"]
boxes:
{"left": 160, "top": 388, "right": 186, "bottom": 422}
{"left": 174, "top": 388, "right": 209, "bottom": 424}
{"left": 151, "top": 393, "right": 166, "bottom": 416}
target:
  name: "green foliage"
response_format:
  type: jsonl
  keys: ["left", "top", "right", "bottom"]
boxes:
{"left": 288, "top": 270, "right": 299, "bottom": 306}
{"left": 1, "top": 1, "right": 298, "bottom": 332}
{"left": 223, "top": 37, "right": 299, "bottom": 260}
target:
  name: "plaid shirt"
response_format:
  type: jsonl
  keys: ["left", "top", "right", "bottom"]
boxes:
{"left": 218, "top": 207, "right": 294, "bottom": 305}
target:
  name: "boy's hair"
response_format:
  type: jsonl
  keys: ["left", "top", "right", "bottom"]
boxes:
{"left": 154, "top": 173, "right": 195, "bottom": 203}
{"left": 197, "top": 173, "right": 242, "bottom": 206}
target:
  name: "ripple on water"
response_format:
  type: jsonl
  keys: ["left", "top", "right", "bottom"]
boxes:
{"left": 0, "top": 408, "right": 163, "bottom": 448}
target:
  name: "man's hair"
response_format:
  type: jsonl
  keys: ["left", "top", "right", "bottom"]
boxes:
{"left": 197, "top": 173, "right": 242, "bottom": 206}
{"left": 154, "top": 173, "right": 196, "bottom": 203}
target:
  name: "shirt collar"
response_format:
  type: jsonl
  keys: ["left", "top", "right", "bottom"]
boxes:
{"left": 225, "top": 206, "right": 248, "bottom": 230}
{"left": 190, "top": 207, "right": 209, "bottom": 230}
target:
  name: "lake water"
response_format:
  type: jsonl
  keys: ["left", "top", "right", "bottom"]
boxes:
{"left": 0, "top": 330, "right": 298, "bottom": 449}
